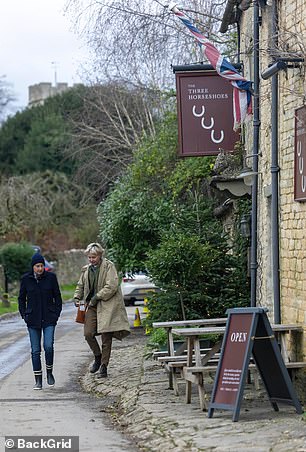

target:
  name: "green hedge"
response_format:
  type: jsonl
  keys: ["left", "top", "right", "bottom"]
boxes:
{"left": 0, "top": 242, "right": 33, "bottom": 283}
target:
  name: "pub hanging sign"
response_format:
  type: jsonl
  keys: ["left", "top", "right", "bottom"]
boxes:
{"left": 175, "top": 70, "right": 240, "bottom": 157}
{"left": 294, "top": 105, "right": 306, "bottom": 201}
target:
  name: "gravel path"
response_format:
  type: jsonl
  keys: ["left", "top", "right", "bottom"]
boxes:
{"left": 81, "top": 329, "right": 306, "bottom": 452}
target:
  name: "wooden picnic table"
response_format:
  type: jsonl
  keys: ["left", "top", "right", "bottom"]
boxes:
{"left": 171, "top": 324, "right": 304, "bottom": 410}
{"left": 171, "top": 326, "right": 225, "bottom": 408}
{"left": 152, "top": 318, "right": 227, "bottom": 388}
{"left": 171, "top": 323, "right": 304, "bottom": 364}
{"left": 270, "top": 324, "right": 304, "bottom": 363}
{"left": 153, "top": 318, "right": 227, "bottom": 356}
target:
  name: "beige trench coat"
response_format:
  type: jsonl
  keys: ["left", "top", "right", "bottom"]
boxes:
{"left": 74, "top": 258, "right": 130, "bottom": 340}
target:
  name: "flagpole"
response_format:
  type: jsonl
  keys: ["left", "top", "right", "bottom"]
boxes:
{"left": 168, "top": 2, "right": 252, "bottom": 130}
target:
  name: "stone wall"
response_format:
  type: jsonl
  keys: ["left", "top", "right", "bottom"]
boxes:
{"left": 276, "top": 1, "right": 306, "bottom": 331}
{"left": 260, "top": 3, "right": 306, "bottom": 329}
{"left": 56, "top": 250, "right": 88, "bottom": 286}
{"left": 239, "top": 0, "right": 306, "bottom": 399}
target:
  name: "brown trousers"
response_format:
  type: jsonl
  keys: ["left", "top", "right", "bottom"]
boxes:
{"left": 84, "top": 307, "right": 113, "bottom": 366}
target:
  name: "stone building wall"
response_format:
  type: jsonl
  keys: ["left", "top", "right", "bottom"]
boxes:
{"left": 276, "top": 0, "right": 306, "bottom": 331}
{"left": 28, "top": 82, "right": 72, "bottom": 106}
{"left": 56, "top": 250, "right": 88, "bottom": 286}
{"left": 239, "top": 0, "right": 306, "bottom": 373}
{"left": 259, "top": 2, "right": 306, "bottom": 329}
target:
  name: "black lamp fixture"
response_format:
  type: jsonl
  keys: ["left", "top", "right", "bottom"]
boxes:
{"left": 261, "top": 58, "right": 304, "bottom": 80}
{"left": 237, "top": 166, "right": 258, "bottom": 186}
{"left": 237, "top": 153, "right": 261, "bottom": 186}
{"left": 240, "top": 213, "right": 251, "bottom": 238}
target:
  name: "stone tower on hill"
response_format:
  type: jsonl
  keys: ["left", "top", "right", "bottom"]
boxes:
{"left": 28, "top": 82, "right": 71, "bottom": 106}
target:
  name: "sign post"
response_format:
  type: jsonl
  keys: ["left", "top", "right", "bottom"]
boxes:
{"left": 208, "top": 307, "right": 303, "bottom": 421}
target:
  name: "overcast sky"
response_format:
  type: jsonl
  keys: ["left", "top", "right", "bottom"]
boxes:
{"left": 0, "top": 0, "right": 90, "bottom": 112}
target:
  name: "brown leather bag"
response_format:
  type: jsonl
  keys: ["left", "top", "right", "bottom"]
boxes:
{"left": 75, "top": 305, "right": 87, "bottom": 324}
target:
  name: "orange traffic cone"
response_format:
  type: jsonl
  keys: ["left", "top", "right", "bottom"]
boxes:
{"left": 133, "top": 307, "right": 141, "bottom": 327}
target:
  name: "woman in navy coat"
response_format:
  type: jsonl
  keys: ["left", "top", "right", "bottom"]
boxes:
{"left": 18, "top": 253, "right": 62, "bottom": 390}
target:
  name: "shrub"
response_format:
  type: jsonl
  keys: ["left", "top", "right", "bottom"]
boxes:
{"left": 144, "top": 193, "right": 248, "bottom": 323}
{"left": 0, "top": 242, "right": 33, "bottom": 283}
{"left": 144, "top": 327, "right": 168, "bottom": 359}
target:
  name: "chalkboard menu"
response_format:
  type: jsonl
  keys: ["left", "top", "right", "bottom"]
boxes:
{"left": 208, "top": 307, "right": 303, "bottom": 421}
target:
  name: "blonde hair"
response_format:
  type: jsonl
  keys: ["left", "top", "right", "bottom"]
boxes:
{"left": 84, "top": 242, "right": 105, "bottom": 256}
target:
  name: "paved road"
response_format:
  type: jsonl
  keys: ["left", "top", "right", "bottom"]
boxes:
{"left": 0, "top": 303, "right": 138, "bottom": 451}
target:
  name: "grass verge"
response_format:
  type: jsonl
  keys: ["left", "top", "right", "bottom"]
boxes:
{"left": 0, "top": 300, "right": 18, "bottom": 316}
{"left": 60, "top": 283, "right": 76, "bottom": 301}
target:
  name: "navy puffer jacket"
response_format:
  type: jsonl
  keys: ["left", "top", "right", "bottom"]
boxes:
{"left": 18, "top": 271, "right": 62, "bottom": 328}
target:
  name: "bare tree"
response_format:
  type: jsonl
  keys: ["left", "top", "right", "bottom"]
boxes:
{"left": 62, "top": 1, "right": 234, "bottom": 200}
{"left": 65, "top": 0, "right": 230, "bottom": 90}
{"left": 0, "top": 76, "right": 15, "bottom": 123}
{"left": 0, "top": 171, "right": 91, "bottom": 241}
{"left": 66, "top": 81, "right": 168, "bottom": 199}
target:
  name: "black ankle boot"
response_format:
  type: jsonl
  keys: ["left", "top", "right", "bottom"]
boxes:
{"left": 98, "top": 364, "right": 108, "bottom": 378}
{"left": 33, "top": 374, "right": 42, "bottom": 390}
{"left": 46, "top": 366, "right": 55, "bottom": 386}
{"left": 90, "top": 354, "right": 102, "bottom": 373}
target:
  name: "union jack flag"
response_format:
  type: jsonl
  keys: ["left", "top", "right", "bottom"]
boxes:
{"left": 169, "top": 3, "right": 253, "bottom": 131}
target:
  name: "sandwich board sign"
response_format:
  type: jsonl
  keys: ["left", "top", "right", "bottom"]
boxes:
{"left": 208, "top": 307, "right": 303, "bottom": 421}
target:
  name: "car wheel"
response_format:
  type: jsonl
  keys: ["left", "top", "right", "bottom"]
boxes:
{"left": 124, "top": 298, "right": 136, "bottom": 307}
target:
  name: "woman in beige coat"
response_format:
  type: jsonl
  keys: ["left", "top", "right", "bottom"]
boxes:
{"left": 73, "top": 243, "right": 130, "bottom": 378}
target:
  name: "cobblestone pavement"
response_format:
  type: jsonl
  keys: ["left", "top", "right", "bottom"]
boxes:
{"left": 81, "top": 329, "right": 306, "bottom": 452}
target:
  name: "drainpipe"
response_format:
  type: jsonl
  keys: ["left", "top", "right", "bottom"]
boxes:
{"left": 250, "top": 0, "right": 260, "bottom": 307}
{"left": 271, "top": 0, "right": 281, "bottom": 323}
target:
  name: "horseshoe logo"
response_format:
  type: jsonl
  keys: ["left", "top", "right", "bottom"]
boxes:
{"left": 192, "top": 104, "right": 224, "bottom": 145}
{"left": 201, "top": 116, "right": 214, "bottom": 130}
{"left": 192, "top": 105, "right": 205, "bottom": 117}
{"left": 211, "top": 130, "right": 224, "bottom": 144}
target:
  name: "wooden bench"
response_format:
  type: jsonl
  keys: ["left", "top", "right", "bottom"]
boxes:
{"left": 168, "top": 361, "right": 220, "bottom": 395}
{"left": 184, "top": 361, "right": 306, "bottom": 411}
{"left": 157, "top": 349, "right": 214, "bottom": 363}
{"left": 284, "top": 361, "right": 306, "bottom": 379}
{"left": 160, "top": 352, "right": 221, "bottom": 395}
{"left": 152, "top": 350, "right": 169, "bottom": 360}
{"left": 183, "top": 363, "right": 259, "bottom": 411}
{"left": 285, "top": 361, "right": 306, "bottom": 368}
{"left": 167, "top": 354, "right": 258, "bottom": 397}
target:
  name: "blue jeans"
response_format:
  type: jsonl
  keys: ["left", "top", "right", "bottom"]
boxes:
{"left": 28, "top": 326, "right": 55, "bottom": 372}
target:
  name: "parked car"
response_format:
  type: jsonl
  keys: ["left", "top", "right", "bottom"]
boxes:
{"left": 31, "top": 245, "right": 54, "bottom": 272}
{"left": 121, "top": 271, "right": 158, "bottom": 306}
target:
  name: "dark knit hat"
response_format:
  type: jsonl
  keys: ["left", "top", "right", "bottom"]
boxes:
{"left": 31, "top": 253, "right": 45, "bottom": 267}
